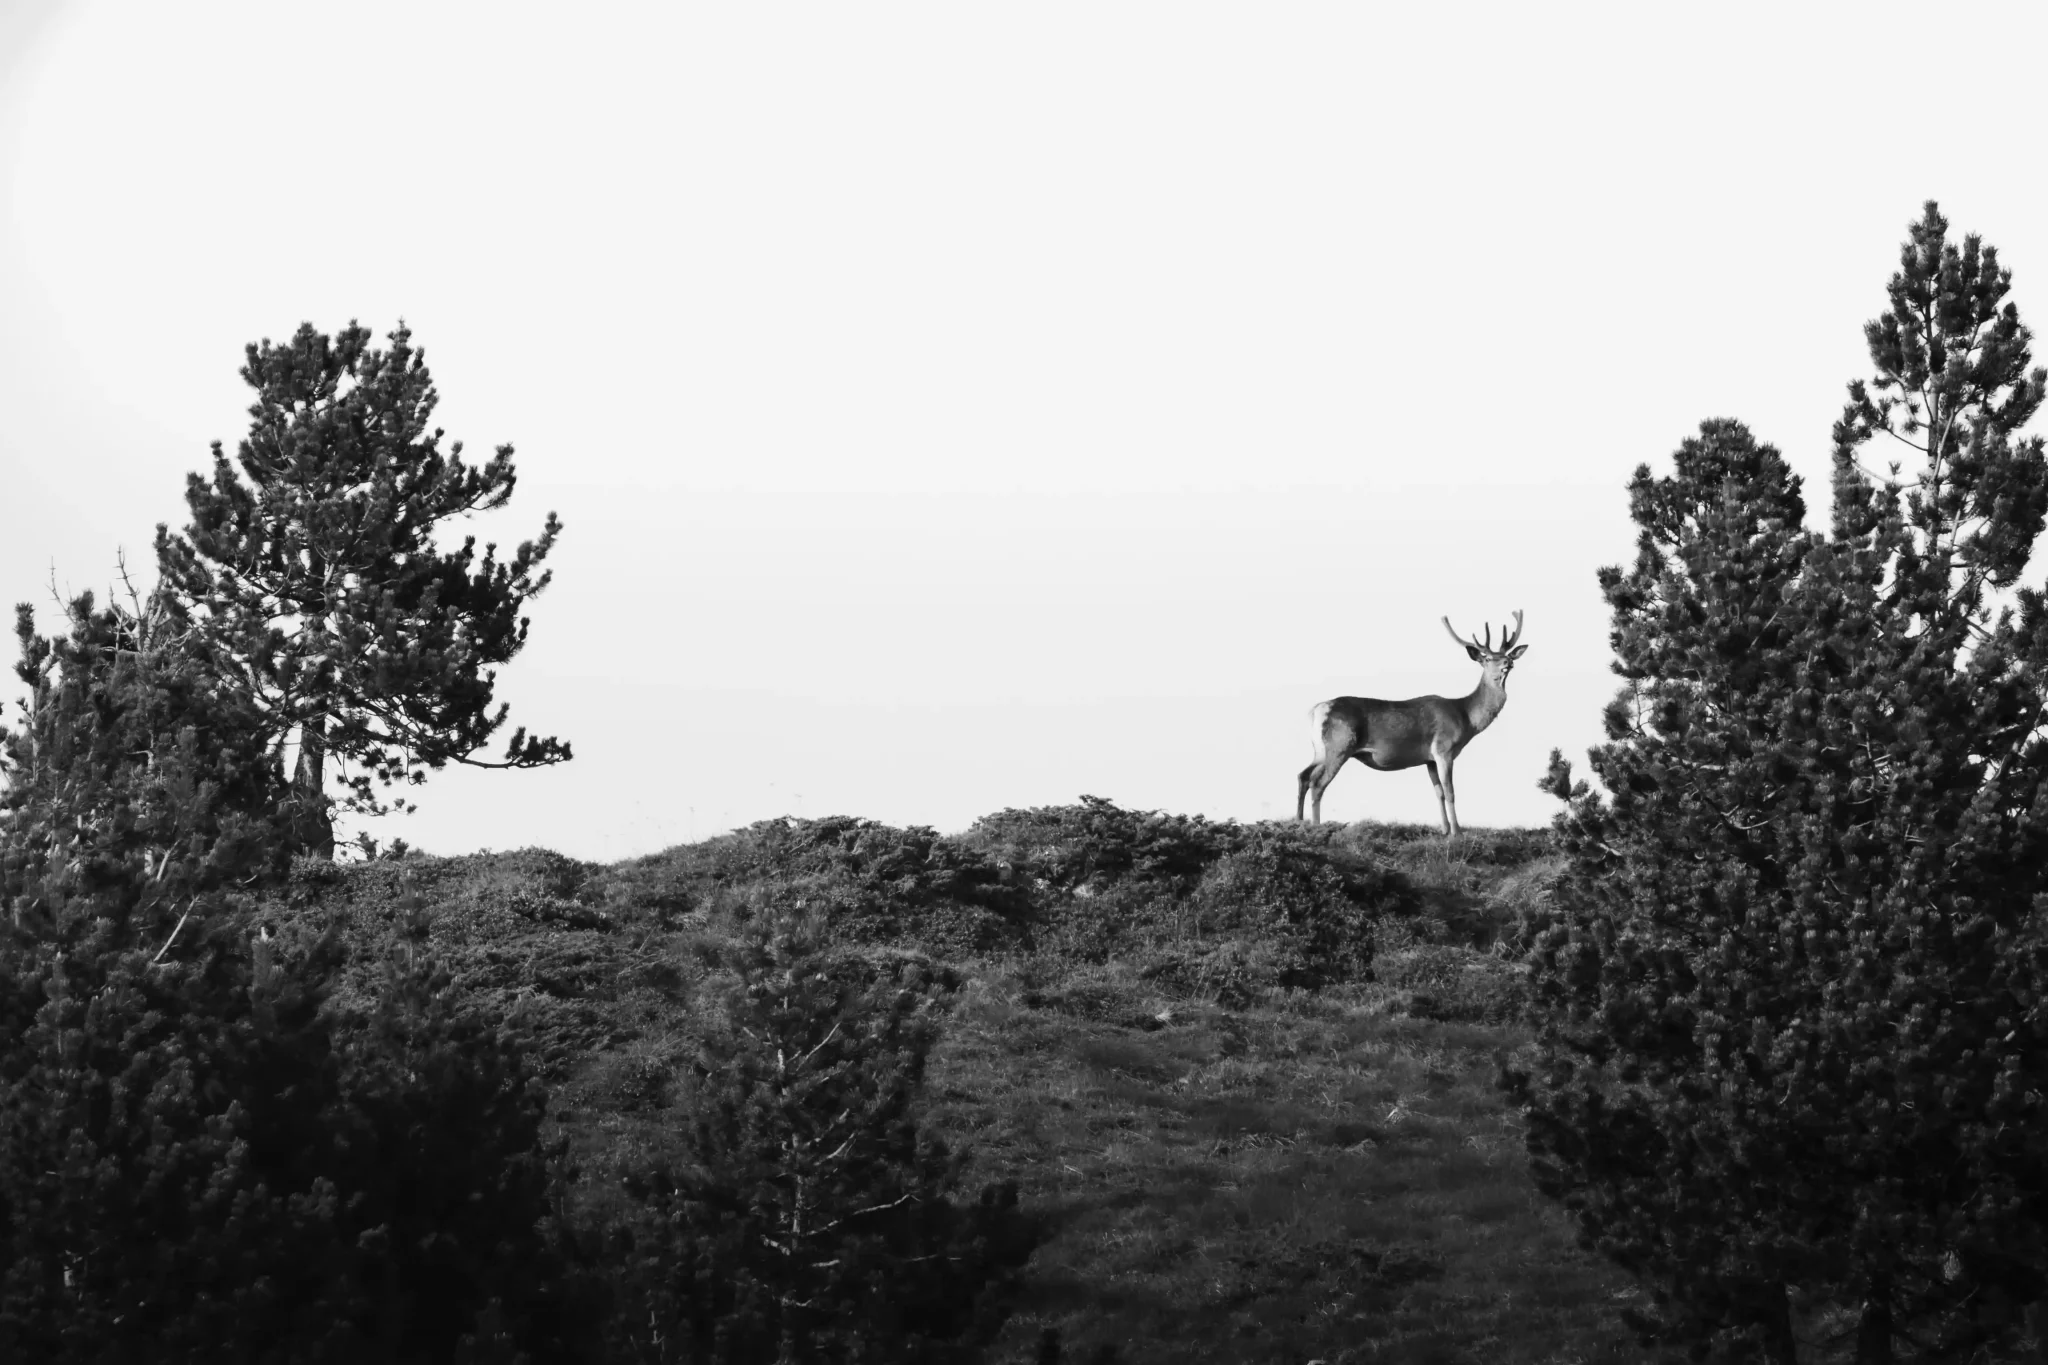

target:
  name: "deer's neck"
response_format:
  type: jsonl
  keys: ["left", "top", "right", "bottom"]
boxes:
{"left": 1461, "top": 678, "right": 1508, "bottom": 736}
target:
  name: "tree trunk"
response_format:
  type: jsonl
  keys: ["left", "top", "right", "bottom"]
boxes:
{"left": 292, "top": 715, "right": 334, "bottom": 859}
{"left": 1857, "top": 1273, "right": 1895, "bottom": 1365}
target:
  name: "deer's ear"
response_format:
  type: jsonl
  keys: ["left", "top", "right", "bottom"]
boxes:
{"left": 1465, "top": 644, "right": 1483, "bottom": 662}
{"left": 1508, "top": 645, "right": 1528, "bottom": 660}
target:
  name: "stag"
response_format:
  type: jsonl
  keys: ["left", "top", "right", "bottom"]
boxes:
{"left": 1295, "top": 611, "right": 1527, "bottom": 834}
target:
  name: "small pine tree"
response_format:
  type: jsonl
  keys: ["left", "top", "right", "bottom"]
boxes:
{"left": 4, "top": 585, "right": 294, "bottom": 935}
{"left": 614, "top": 920, "right": 1037, "bottom": 1364}
{"left": 155, "top": 321, "right": 569, "bottom": 857}
{"left": 1512, "top": 203, "right": 2048, "bottom": 1363}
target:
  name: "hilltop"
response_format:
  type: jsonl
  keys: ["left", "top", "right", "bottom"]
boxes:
{"left": 273, "top": 802, "right": 1661, "bottom": 1364}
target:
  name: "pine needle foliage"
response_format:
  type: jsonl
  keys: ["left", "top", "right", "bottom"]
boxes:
{"left": 154, "top": 321, "right": 569, "bottom": 857}
{"left": 4, "top": 586, "right": 294, "bottom": 934}
{"left": 0, "top": 919, "right": 600, "bottom": 1363}
{"left": 613, "top": 919, "right": 1038, "bottom": 1364}
{"left": 1510, "top": 202, "right": 2048, "bottom": 1363}
{"left": 0, "top": 594, "right": 598, "bottom": 1362}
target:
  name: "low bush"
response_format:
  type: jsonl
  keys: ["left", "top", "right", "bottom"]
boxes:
{"left": 963, "top": 794, "right": 1236, "bottom": 897}
{"left": 607, "top": 817, "right": 1034, "bottom": 955}
{"left": 1186, "top": 829, "right": 1400, "bottom": 986}
{"left": 966, "top": 802, "right": 1415, "bottom": 995}
{"left": 279, "top": 852, "right": 641, "bottom": 1080}
{"left": 574, "top": 804, "right": 1497, "bottom": 1008}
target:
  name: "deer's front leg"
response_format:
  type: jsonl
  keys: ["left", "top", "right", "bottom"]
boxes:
{"left": 1433, "top": 746, "right": 1461, "bottom": 838}
{"left": 1425, "top": 759, "right": 1451, "bottom": 837}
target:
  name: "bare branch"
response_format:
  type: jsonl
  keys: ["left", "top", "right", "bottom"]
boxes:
{"left": 149, "top": 901, "right": 196, "bottom": 965}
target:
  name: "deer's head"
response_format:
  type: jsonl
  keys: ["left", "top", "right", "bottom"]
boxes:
{"left": 1443, "top": 610, "right": 1527, "bottom": 689}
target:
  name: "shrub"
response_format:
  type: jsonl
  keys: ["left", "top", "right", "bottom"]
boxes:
{"left": 622, "top": 817, "right": 1034, "bottom": 955}
{"left": 1183, "top": 834, "right": 1385, "bottom": 989}
{"left": 274, "top": 850, "right": 643, "bottom": 1082}
{"left": 606, "top": 804, "right": 1427, "bottom": 996}
{"left": 327, "top": 922, "right": 602, "bottom": 1362}
{"left": 963, "top": 794, "right": 1234, "bottom": 897}
{"left": 0, "top": 904, "right": 601, "bottom": 1362}
{"left": 969, "top": 802, "right": 1413, "bottom": 991}
{"left": 608, "top": 918, "right": 1039, "bottom": 1363}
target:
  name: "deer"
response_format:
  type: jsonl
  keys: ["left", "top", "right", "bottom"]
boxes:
{"left": 1295, "top": 611, "right": 1527, "bottom": 835}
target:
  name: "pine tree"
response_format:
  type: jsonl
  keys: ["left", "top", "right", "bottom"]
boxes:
{"left": 1511, "top": 204, "right": 2048, "bottom": 1363}
{"left": 0, "top": 908, "right": 600, "bottom": 1362}
{"left": 0, "top": 595, "right": 598, "bottom": 1362}
{"left": 0, "top": 585, "right": 325, "bottom": 1358}
{"left": 154, "top": 321, "right": 569, "bottom": 857}
{"left": 3, "top": 583, "right": 292, "bottom": 947}
{"left": 614, "top": 920, "right": 1038, "bottom": 1363}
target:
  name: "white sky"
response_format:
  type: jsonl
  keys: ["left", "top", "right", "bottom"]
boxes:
{"left": 5, "top": 2, "right": 2048, "bottom": 861}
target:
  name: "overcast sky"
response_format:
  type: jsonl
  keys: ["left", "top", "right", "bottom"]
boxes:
{"left": 6, "top": 3, "right": 2048, "bottom": 862}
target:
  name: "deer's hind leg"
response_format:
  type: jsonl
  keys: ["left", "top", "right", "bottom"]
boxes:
{"left": 1298, "top": 757, "right": 1349, "bottom": 823}
{"left": 1299, "top": 728, "right": 1358, "bottom": 825}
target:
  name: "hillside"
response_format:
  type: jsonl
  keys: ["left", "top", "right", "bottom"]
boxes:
{"left": 275, "top": 803, "right": 1664, "bottom": 1364}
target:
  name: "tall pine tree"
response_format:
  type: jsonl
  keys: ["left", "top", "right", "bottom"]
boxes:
{"left": 155, "top": 322, "right": 569, "bottom": 857}
{"left": 1512, "top": 204, "right": 2048, "bottom": 1362}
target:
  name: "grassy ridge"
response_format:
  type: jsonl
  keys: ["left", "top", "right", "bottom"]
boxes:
{"left": 276, "top": 808, "right": 1662, "bottom": 1364}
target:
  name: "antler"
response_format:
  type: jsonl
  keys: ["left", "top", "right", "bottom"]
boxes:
{"left": 1444, "top": 611, "right": 1526, "bottom": 654}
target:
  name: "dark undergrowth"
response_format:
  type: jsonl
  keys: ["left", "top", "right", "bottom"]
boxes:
{"left": 277, "top": 801, "right": 1658, "bottom": 1364}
